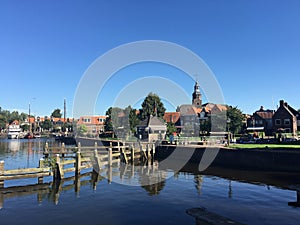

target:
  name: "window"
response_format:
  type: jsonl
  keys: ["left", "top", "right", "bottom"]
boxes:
{"left": 255, "top": 120, "right": 263, "bottom": 125}
{"left": 275, "top": 119, "right": 281, "bottom": 125}
{"left": 83, "top": 118, "right": 91, "bottom": 123}
{"left": 284, "top": 119, "right": 290, "bottom": 125}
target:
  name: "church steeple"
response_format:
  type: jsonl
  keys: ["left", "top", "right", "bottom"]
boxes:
{"left": 192, "top": 81, "right": 202, "bottom": 107}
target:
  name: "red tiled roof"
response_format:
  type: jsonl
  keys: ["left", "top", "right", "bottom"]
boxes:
{"left": 10, "top": 120, "right": 19, "bottom": 125}
{"left": 255, "top": 111, "right": 274, "bottom": 119}
{"left": 164, "top": 112, "right": 180, "bottom": 123}
{"left": 77, "top": 116, "right": 107, "bottom": 125}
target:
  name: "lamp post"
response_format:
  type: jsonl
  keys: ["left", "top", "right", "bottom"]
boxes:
{"left": 227, "top": 118, "right": 231, "bottom": 147}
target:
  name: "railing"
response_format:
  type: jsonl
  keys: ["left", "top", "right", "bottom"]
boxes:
{"left": 0, "top": 159, "right": 52, "bottom": 188}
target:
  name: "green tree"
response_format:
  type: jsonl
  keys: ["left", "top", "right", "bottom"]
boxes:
{"left": 9, "top": 111, "right": 20, "bottom": 124}
{"left": 0, "top": 114, "right": 6, "bottom": 130}
{"left": 200, "top": 119, "right": 211, "bottom": 135}
{"left": 20, "top": 112, "right": 28, "bottom": 122}
{"left": 128, "top": 106, "right": 140, "bottom": 133}
{"left": 0, "top": 110, "right": 10, "bottom": 121}
{"left": 166, "top": 122, "right": 177, "bottom": 136}
{"left": 41, "top": 119, "right": 53, "bottom": 130}
{"left": 78, "top": 124, "right": 87, "bottom": 135}
{"left": 104, "top": 107, "right": 113, "bottom": 132}
{"left": 226, "top": 106, "right": 245, "bottom": 135}
{"left": 51, "top": 109, "right": 62, "bottom": 118}
{"left": 104, "top": 107, "right": 123, "bottom": 133}
{"left": 139, "top": 93, "right": 166, "bottom": 120}
{"left": 21, "top": 124, "right": 30, "bottom": 131}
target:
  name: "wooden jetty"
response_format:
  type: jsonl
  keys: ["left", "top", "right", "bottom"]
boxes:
{"left": 0, "top": 141, "right": 156, "bottom": 188}
{"left": 0, "top": 140, "right": 160, "bottom": 208}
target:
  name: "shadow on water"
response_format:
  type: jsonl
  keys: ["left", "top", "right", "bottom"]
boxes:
{"left": 1, "top": 160, "right": 300, "bottom": 209}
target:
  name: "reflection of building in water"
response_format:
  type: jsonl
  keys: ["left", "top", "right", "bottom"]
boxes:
{"left": 194, "top": 175, "right": 203, "bottom": 195}
{"left": 8, "top": 140, "right": 21, "bottom": 151}
{"left": 141, "top": 180, "right": 166, "bottom": 196}
{"left": 138, "top": 162, "right": 167, "bottom": 195}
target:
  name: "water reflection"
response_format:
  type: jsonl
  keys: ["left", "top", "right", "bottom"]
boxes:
{"left": 1, "top": 159, "right": 300, "bottom": 209}
{"left": 194, "top": 174, "right": 203, "bottom": 195}
{"left": 8, "top": 140, "right": 21, "bottom": 152}
{"left": 0, "top": 138, "right": 57, "bottom": 169}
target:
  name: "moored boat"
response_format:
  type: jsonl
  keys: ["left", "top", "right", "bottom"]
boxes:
{"left": 7, "top": 120, "right": 21, "bottom": 139}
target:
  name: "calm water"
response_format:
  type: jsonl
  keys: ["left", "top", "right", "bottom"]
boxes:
{"left": 0, "top": 138, "right": 300, "bottom": 225}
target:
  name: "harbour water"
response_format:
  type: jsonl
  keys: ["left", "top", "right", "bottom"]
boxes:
{"left": 0, "top": 138, "right": 300, "bottom": 225}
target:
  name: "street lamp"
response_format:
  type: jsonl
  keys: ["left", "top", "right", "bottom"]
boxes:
{"left": 227, "top": 118, "right": 231, "bottom": 147}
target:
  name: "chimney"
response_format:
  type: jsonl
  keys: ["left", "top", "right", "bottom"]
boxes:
{"left": 260, "top": 106, "right": 264, "bottom": 111}
{"left": 279, "top": 100, "right": 284, "bottom": 107}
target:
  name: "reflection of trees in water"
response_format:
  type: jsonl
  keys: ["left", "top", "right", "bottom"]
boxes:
{"left": 194, "top": 175, "right": 203, "bottom": 195}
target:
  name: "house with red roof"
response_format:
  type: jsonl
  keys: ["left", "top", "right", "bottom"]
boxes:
{"left": 247, "top": 106, "right": 274, "bottom": 136}
{"left": 272, "top": 100, "right": 300, "bottom": 137}
{"left": 77, "top": 115, "right": 107, "bottom": 134}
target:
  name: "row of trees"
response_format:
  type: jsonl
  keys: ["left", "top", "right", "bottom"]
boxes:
{"left": 103, "top": 93, "right": 245, "bottom": 138}
{"left": 0, "top": 107, "right": 64, "bottom": 131}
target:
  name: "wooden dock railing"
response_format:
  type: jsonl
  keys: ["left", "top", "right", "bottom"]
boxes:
{"left": 0, "top": 141, "right": 156, "bottom": 187}
{"left": 0, "top": 159, "right": 52, "bottom": 188}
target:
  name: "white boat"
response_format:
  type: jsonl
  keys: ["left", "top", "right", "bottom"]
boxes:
{"left": 7, "top": 121, "right": 22, "bottom": 139}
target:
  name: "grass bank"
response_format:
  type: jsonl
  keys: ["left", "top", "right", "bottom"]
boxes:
{"left": 231, "top": 144, "right": 300, "bottom": 149}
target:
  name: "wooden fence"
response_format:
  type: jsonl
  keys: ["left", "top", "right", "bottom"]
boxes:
{"left": 0, "top": 159, "right": 52, "bottom": 188}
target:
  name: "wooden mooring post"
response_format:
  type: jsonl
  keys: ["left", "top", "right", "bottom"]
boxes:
{"left": 108, "top": 142, "right": 112, "bottom": 167}
{"left": 75, "top": 150, "right": 81, "bottom": 175}
{"left": 38, "top": 159, "right": 45, "bottom": 184}
{"left": 93, "top": 148, "right": 101, "bottom": 174}
{"left": 0, "top": 161, "right": 4, "bottom": 188}
{"left": 54, "top": 154, "right": 64, "bottom": 180}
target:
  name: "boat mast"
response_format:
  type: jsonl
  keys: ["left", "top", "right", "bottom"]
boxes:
{"left": 64, "top": 98, "right": 66, "bottom": 131}
{"left": 29, "top": 102, "right": 31, "bottom": 134}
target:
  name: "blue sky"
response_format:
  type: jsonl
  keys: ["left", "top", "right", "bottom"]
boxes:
{"left": 1, "top": 0, "right": 300, "bottom": 118}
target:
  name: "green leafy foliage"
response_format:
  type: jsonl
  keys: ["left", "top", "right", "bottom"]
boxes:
{"left": 166, "top": 122, "right": 177, "bottom": 136}
{"left": 51, "top": 109, "right": 62, "bottom": 118}
{"left": 41, "top": 119, "right": 53, "bottom": 130}
{"left": 226, "top": 106, "right": 245, "bottom": 134}
{"left": 78, "top": 124, "right": 87, "bottom": 134}
{"left": 139, "top": 93, "right": 166, "bottom": 120}
{"left": 105, "top": 106, "right": 140, "bottom": 138}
